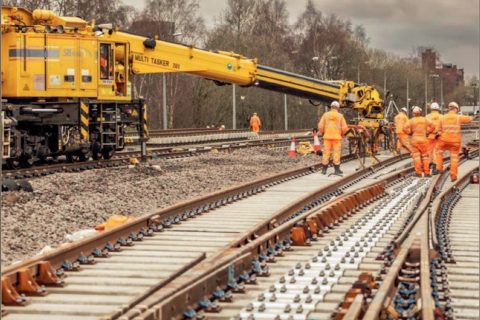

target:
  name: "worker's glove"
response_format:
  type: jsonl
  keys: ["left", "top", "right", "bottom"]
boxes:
{"left": 434, "top": 133, "right": 440, "bottom": 139}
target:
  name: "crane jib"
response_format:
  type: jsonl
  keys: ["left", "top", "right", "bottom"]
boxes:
{"left": 255, "top": 65, "right": 341, "bottom": 101}
{"left": 257, "top": 65, "right": 341, "bottom": 89}
{"left": 254, "top": 79, "right": 338, "bottom": 102}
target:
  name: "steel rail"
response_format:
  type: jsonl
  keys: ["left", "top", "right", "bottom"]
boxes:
{"left": 149, "top": 183, "right": 390, "bottom": 319}
{"left": 2, "top": 151, "right": 402, "bottom": 318}
{"left": 361, "top": 147, "right": 478, "bottom": 320}
{"left": 1, "top": 136, "right": 308, "bottom": 180}
{"left": 127, "top": 160, "right": 416, "bottom": 319}
{"left": 394, "top": 147, "right": 479, "bottom": 247}
{"left": 1, "top": 151, "right": 366, "bottom": 285}
{"left": 428, "top": 166, "right": 479, "bottom": 320}
{"left": 430, "top": 167, "right": 479, "bottom": 250}
{"left": 230, "top": 153, "right": 409, "bottom": 246}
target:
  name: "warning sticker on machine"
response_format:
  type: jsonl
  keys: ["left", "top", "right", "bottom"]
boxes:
{"left": 49, "top": 75, "right": 61, "bottom": 86}
{"left": 34, "top": 75, "right": 45, "bottom": 90}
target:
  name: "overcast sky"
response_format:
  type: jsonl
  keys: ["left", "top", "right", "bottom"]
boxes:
{"left": 124, "top": 0, "right": 479, "bottom": 78}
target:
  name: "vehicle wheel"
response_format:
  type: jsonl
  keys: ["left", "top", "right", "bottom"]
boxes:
{"left": 37, "top": 146, "right": 49, "bottom": 163}
{"left": 92, "top": 141, "right": 102, "bottom": 160}
{"left": 19, "top": 154, "right": 33, "bottom": 168}
{"left": 78, "top": 150, "right": 91, "bottom": 162}
{"left": 66, "top": 153, "right": 78, "bottom": 163}
{"left": 102, "top": 147, "right": 114, "bottom": 160}
{"left": 6, "top": 158, "right": 21, "bottom": 170}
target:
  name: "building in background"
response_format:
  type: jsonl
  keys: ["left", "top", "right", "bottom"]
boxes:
{"left": 421, "top": 48, "right": 464, "bottom": 99}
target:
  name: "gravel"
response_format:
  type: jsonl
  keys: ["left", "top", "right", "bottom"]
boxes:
{"left": 2, "top": 131, "right": 476, "bottom": 267}
{"left": 1, "top": 147, "right": 322, "bottom": 266}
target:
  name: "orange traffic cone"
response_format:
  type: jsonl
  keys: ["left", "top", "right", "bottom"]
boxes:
{"left": 288, "top": 138, "right": 297, "bottom": 158}
{"left": 313, "top": 132, "right": 321, "bottom": 154}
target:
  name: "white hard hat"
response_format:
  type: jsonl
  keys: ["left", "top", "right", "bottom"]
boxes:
{"left": 430, "top": 102, "right": 440, "bottom": 110}
{"left": 412, "top": 106, "right": 422, "bottom": 114}
{"left": 330, "top": 101, "right": 340, "bottom": 108}
{"left": 448, "top": 101, "right": 459, "bottom": 110}
{"left": 401, "top": 107, "right": 408, "bottom": 113}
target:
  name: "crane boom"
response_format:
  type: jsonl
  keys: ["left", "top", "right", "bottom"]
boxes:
{"left": 114, "top": 31, "right": 384, "bottom": 119}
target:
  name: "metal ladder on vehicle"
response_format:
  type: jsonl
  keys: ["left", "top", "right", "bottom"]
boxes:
{"left": 99, "top": 104, "right": 118, "bottom": 149}
{"left": 1, "top": 111, "right": 11, "bottom": 159}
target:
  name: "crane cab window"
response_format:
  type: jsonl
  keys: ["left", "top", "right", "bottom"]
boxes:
{"left": 99, "top": 44, "right": 113, "bottom": 80}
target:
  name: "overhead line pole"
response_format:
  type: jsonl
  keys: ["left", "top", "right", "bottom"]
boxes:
{"left": 162, "top": 73, "right": 167, "bottom": 129}
{"left": 232, "top": 84, "right": 236, "bottom": 130}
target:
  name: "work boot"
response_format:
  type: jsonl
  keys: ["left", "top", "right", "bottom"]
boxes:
{"left": 321, "top": 165, "right": 327, "bottom": 175}
{"left": 431, "top": 167, "right": 438, "bottom": 175}
{"left": 334, "top": 165, "right": 343, "bottom": 175}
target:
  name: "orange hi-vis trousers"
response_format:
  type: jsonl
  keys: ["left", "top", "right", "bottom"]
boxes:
{"left": 396, "top": 133, "right": 412, "bottom": 154}
{"left": 436, "top": 141, "right": 461, "bottom": 180}
{"left": 322, "top": 139, "right": 342, "bottom": 165}
{"left": 428, "top": 138, "right": 439, "bottom": 165}
{"left": 411, "top": 140, "right": 430, "bottom": 175}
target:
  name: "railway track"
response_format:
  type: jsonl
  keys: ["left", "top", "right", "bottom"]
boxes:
{"left": 124, "top": 144, "right": 477, "bottom": 320}
{"left": 1, "top": 151, "right": 412, "bottom": 319}
{"left": 1, "top": 140, "right": 478, "bottom": 319}
{"left": 126, "top": 128, "right": 310, "bottom": 139}
{"left": 145, "top": 130, "right": 310, "bottom": 147}
{"left": 430, "top": 166, "right": 479, "bottom": 320}
{"left": 356, "top": 149, "right": 479, "bottom": 320}
{"left": 1, "top": 135, "right": 310, "bottom": 181}
{"left": 125, "top": 127, "right": 246, "bottom": 138}
{"left": 209, "top": 176, "right": 428, "bottom": 320}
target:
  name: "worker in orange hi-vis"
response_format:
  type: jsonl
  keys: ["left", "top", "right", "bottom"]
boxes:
{"left": 426, "top": 102, "right": 442, "bottom": 174}
{"left": 318, "top": 101, "right": 349, "bottom": 175}
{"left": 394, "top": 107, "right": 412, "bottom": 154}
{"left": 403, "top": 106, "right": 435, "bottom": 177}
{"left": 249, "top": 112, "right": 261, "bottom": 133}
{"left": 435, "top": 102, "right": 473, "bottom": 182}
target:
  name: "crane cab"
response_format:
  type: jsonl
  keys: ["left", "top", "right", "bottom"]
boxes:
{"left": 97, "top": 41, "right": 131, "bottom": 100}
{"left": 1, "top": 34, "right": 131, "bottom": 101}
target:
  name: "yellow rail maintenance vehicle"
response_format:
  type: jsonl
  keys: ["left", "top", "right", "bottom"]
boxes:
{"left": 1, "top": 6, "right": 385, "bottom": 168}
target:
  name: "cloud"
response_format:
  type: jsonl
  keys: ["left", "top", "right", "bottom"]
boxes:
{"left": 122, "top": 0, "right": 479, "bottom": 76}
{"left": 305, "top": 0, "right": 479, "bottom": 76}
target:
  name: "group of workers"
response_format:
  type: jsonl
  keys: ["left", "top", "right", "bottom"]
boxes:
{"left": 249, "top": 99, "right": 471, "bottom": 182}
{"left": 314, "top": 99, "right": 472, "bottom": 181}
{"left": 395, "top": 101, "right": 472, "bottom": 181}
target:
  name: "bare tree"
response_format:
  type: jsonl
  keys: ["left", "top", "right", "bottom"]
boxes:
{"left": 3, "top": 0, "right": 53, "bottom": 10}
{"left": 138, "top": 0, "right": 206, "bottom": 128}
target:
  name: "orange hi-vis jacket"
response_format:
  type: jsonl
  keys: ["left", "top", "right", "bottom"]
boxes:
{"left": 426, "top": 110, "right": 442, "bottom": 139}
{"left": 438, "top": 111, "right": 472, "bottom": 143}
{"left": 250, "top": 115, "right": 261, "bottom": 131}
{"left": 318, "top": 109, "right": 349, "bottom": 140}
{"left": 403, "top": 116, "right": 434, "bottom": 143}
{"left": 394, "top": 112, "right": 409, "bottom": 134}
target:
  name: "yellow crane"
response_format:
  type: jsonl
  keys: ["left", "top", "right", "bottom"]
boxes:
{"left": 1, "top": 6, "right": 384, "bottom": 167}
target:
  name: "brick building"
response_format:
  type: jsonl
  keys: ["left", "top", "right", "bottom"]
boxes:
{"left": 421, "top": 48, "right": 464, "bottom": 99}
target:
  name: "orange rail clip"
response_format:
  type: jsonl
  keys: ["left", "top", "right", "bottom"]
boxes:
{"left": 37, "top": 261, "right": 64, "bottom": 286}
{"left": 17, "top": 269, "right": 47, "bottom": 296}
{"left": 1, "top": 276, "right": 27, "bottom": 306}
